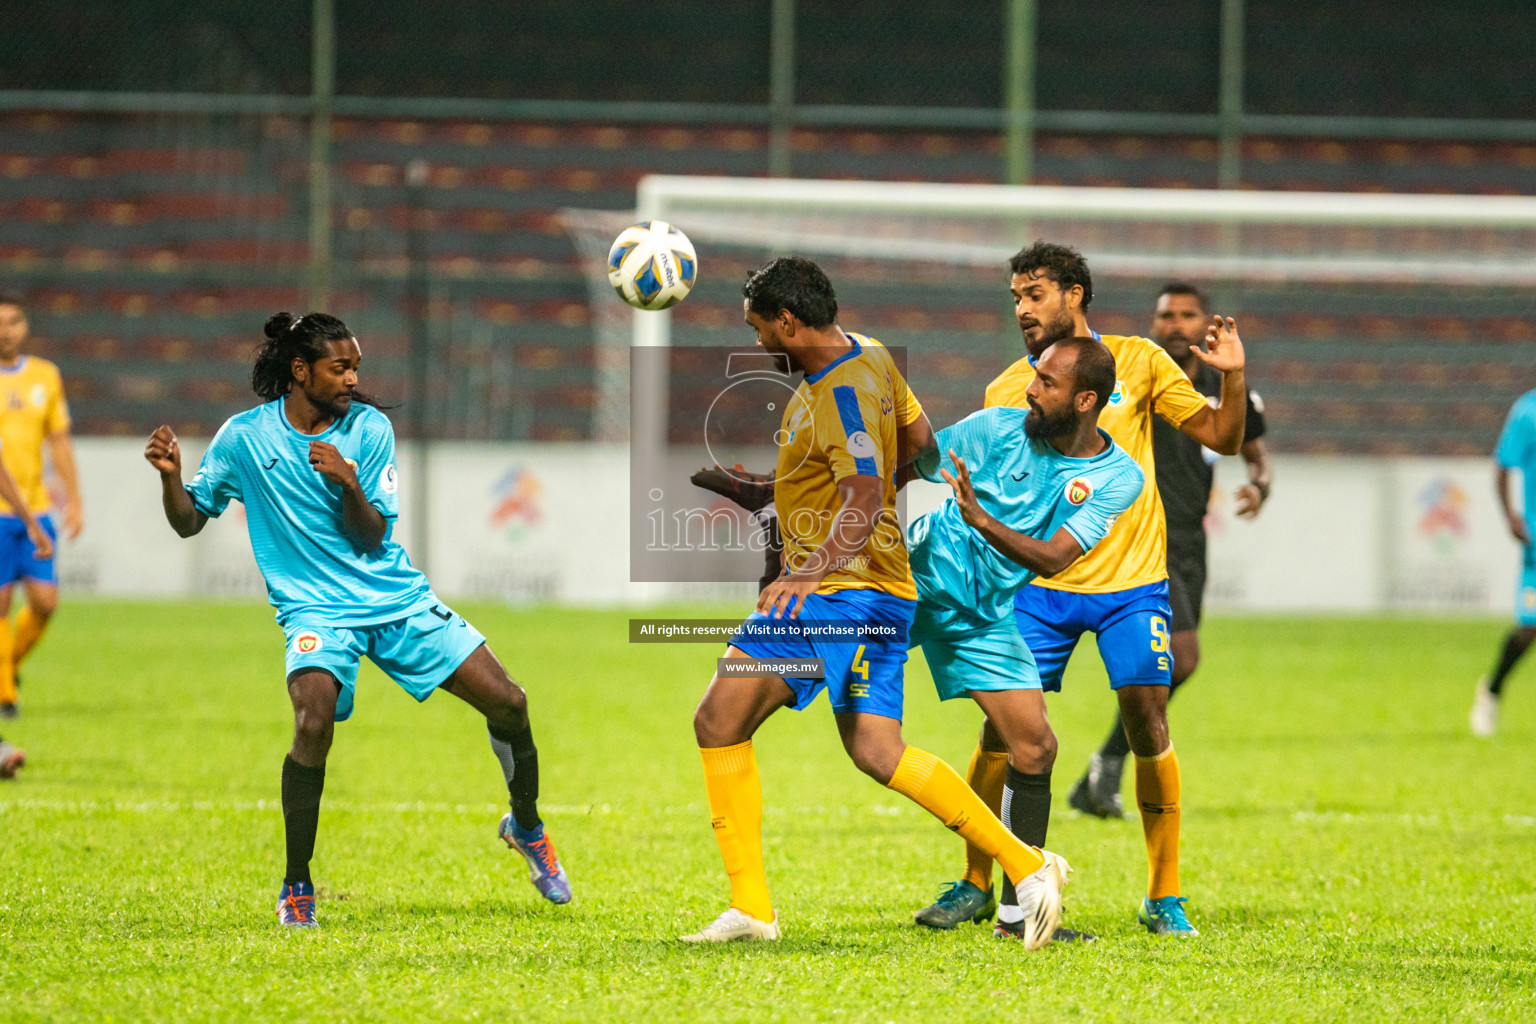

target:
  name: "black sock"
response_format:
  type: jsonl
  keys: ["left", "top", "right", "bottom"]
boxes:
{"left": 491, "top": 723, "right": 541, "bottom": 830}
{"left": 281, "top": 755, "right": 325, "bottom": 886}
{"left": 1489, "top": 631, "right": 1531, "bottom": 696}
{"left": 1000, "top": 765, "right": 1051, "bottom": 905}
{"left": 1099, "top": 711, "right": 1132, "bottom": 759}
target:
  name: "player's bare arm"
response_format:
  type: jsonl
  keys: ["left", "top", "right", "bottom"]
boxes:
{"left": 47, "top": 430, "right": 83, "bottom": 538}
{"left": 0, "top": 459, "right": 52, "bottom": 560}
{"left": 1497, "top": 466, "right": 1531, "bottom": 545}
{"left": 1234, "top": 436, "right": 1273, "bottom": 519}
{"left": 1177, "top": 316, "right": 1247, "bottom": 455}
{"left": 145, "top": 425, "right": 207, "bottom": 538}
{"left": 757, "top": 474, "right": 882, "bottom": 620}
{"left": 308, "top": 440, "right": 387, "bottom": 550}
{"left": 895, "top": 411, "right": 938, "bottom": 488}
{"left": 940, "top": 451, "right": 1083, "bottom": 577}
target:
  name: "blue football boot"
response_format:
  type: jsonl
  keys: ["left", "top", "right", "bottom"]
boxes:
{"left": 1139, "top": 895, "right": 1198, "bottom": 936}
{"left": 499, "top": 812, "right": 572, "bottom": 905}
{"left": 914, "top": 880, "right": 997, "bottom": 930}
{"left": 276, "top": 880, "right": 318, "bottom": 928}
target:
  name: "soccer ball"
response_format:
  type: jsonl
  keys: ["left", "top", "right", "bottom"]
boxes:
{"left": 607, "top": 220, "right": 698, "bottom": 310}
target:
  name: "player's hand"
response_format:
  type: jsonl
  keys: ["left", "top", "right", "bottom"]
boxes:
{"left": 1191, "top": 315, "right": 1246, "bottom": 374}
{"left": 757, "top": 574, "right": 818, "bottom": 620}
{"left": 308, "top": 441, "right": 358, "bottom": 487}
{"left": 1234, "top": 483, "right": 1264, "bottom": 519}
{"left": 144, "top": 425, "right": 182, "bottom": 476}
{"left": 62, "top": 498, "right": 83, "bottom": 539}
{"left": 25, "top": 519, "right": 52, "bottom": 561}
{"left": 939, "top": 451, "right": 994, "bottom": 533}
{"left": 1508, "top": 510, "right": 1532, "bottom": 546}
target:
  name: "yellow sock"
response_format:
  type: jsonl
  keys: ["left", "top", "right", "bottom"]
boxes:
{"left": 700, "top": 741, "right": 773, "bottom": 922}
{"left": 887, "top": 746, "right": 1044, "bottom": 886}
{"left": 961, "top": 745, "right": 1009, "bottom": 890}
{"left": 13, "top": 606, "right": 47, "bottom": 664}
{"left": 0, "top": 619, "right": 14, "bottom": 704}
{"left": 1135, "top": 745, "right": 1182, "bottom": 899}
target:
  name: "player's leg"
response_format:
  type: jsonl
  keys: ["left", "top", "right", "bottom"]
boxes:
{"left": 276, "top": 624, "right": 360, "bottom": 928}
{"left": 278, "top": 667, "right": 341, "bottom": 928}
{"left": 0, "top": 584, "right": 14, "bottom": 718}
{"left": 950, "top": 588, "right": 1079, "bottom": 894}
{"left": 12, "top": 515, "right": 59, "bottom": 677}
{"left": 683, "top": 646, "right": 796, "bottom": 940}
{"left": 1473, "top": 566, "right": 1536, "bottom": 736}
{"left": 13, "top": 579, "right": 58, "bottom": 668}
{"left": 838, "top": 709, "right": 1065, "bottom": 950}
{"left": 1117, "top": 683, "right": 1195, "bottom": 936}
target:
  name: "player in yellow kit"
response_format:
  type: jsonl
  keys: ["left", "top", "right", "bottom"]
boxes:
{"left": 0, "top": 295, "right": 81, "bottom": 719}
{"left": 915, "top": 243, "right": 1247, "bottom": 938}
{"left": 683, "top": 257, "right": 1071, "bottom": 948}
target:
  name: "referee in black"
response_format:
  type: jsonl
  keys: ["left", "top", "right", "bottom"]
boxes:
{"left": 1069, "top": 282, "right": 1272, "bottom": 818}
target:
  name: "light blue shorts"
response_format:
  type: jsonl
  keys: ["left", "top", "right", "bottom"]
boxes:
{"left": 1518, "top": 546, "right": 1536, "bottom": 626}
{"left": 910, "top": 600, "right": 1042, "bottom": 702}
{"left": 283, "top": 600, "right": 486, "bottom": 721}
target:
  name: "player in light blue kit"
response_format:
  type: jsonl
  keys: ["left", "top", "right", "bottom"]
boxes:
{"left": 144, "top": 312, "right": 571, "bottom": 927}
{"left": 904, "top": 336, "right": 1144, "bottom": 941}
{"left": 1472, "top": 387, "right": 1536, "bottom": 736}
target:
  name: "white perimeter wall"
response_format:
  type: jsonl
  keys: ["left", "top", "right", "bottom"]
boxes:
{"left": 71, "top": 439, "right": 1520, "bottom": 615}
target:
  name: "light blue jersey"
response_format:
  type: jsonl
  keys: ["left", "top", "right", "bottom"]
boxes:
{"left": 185, "top": 399, "right": 433, "bottom": 628}
{"left": 1496, "top": 389, "right": 1536, "bottom": 540}
{"left": 907, "top": 407, "right": 1145, "bottom": 623}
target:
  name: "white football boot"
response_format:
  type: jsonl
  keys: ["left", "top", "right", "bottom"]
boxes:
{"left": 998, "top": 851, "right": 1070, "bottom": 950}
{"left": 1470, "top": 677, "right": 1499, "bottom": 738}
{"left": 680, "top": 907, "right": 780, "bottom": 942}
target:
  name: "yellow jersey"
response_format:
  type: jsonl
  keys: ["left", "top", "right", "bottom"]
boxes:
{"left": 0, "top": 356, "right": 70, "bottom": 516}
{"left": 984, "top": 333, "right": 1208, "bottom": 593}
{"left": 775, "top": 333, "right": 923, "bottom": 600}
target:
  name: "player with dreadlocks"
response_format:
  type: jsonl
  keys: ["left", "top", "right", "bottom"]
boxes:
{"left": 144, "top": 312, "right": 572, "bottom": 927}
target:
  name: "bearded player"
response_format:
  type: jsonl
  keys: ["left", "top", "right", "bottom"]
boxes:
{"left": 915, "top": 243, "right": 1248, "bottom": 938}
{"left": 684, "top": 257, "right": 1071, "bottom": 948}
{"left": 145, "top": 312, "right": 571, "bottom": 927}
{"left": 0, "top": 294, "right": 81, "bottom": 719}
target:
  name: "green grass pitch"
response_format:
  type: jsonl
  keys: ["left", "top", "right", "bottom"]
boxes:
{"left": 2, "top": 602, "right": 1533, "bottom": 1022}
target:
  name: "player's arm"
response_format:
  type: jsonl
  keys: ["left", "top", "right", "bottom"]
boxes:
{"left": 757, "top": 474, "right": 883, "bottom": 619}
{"left": 1497, "top": 466, "right": 1531, "bottom": 545}
{"left": 939, "top": 451, "right": 1082, "bottom": 577}
{"left": 309, "top": 441, "right": 387, "bottom": 551}
{"left": 1173, "top": 316, "right": 1247, "bottom": 455}
{"left": 895, "top": 411, "right": 938, "bottom": 488}
{"left": 47, "top": 430, "right": 83, "bottom": 539}
{"left": 0, "top": 458, "right": 51, "bottom": 559}
{"left": 144, "top": 425, "right": 208, "bottom": 538}
{"left": 1234, "top": 437, "right": 1273, "bottom": 519}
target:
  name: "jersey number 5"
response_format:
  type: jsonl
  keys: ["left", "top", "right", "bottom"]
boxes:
{"left": 1150, "top": 617, "right": 1170, "bottom": 673}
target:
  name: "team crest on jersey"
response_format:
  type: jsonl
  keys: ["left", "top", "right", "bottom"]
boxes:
{"left": 1108, "top": 381, "right": 1127, "bottom": 406}
{"left": 343, "top": 457, "right": 358, "bottom": 471}
{"left": 1065, "top": 477, "right": 1093, "bottom": 505}
{"left": 29, "top": 384, "right": 46, "bottom": 407}
{"left": 293, "top": 631, "right": 323, "bottom": 654}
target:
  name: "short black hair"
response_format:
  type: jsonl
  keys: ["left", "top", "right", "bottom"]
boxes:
{"left": 0, "top": 291, "right": 25, "bottom": 311}
{"left": 1052, "top": 336, "right": 1118, "bottom": 411}
{"left": 742, "top": 256, "right": 838, "bottom": 329}
{"left": 1158, "top": 281, "right": 1209, "bottom": 311}
{"left": 1009, "top": 241, "right": 1092, "bottom": 308}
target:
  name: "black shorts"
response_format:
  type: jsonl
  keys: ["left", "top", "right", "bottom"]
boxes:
{"left": 1166, "top": 530, "right": 1207, "bottom": 633}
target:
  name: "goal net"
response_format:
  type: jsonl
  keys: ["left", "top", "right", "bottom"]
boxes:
{"left": 565, "top": 177, "right": 1536, "bottom": 458}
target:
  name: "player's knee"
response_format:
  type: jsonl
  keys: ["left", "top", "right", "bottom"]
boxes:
{"left": 692, "top": 701, "right": 728, "bottom": 748}
{"left": 1013, "top": 730, "right": 1057, "bottom": 773}
{"left": 291, "top": 709, "right": 333, "bottom": 758}
{"left": 497, "top": 678, "right": 529, "bottom": 727}
{"left": 27, "top": 591, "right": 57, "bottom": 618}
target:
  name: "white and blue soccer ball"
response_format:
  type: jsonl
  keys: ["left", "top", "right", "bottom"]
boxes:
{"left": 607, "top": 220, "right": 698, "bottom": 311}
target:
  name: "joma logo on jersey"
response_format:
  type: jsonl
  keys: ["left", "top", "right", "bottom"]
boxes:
{"left": 1066, "top": 478, "right": 1093, "bottom": 504}
{"left": 293, "top": 631, "right": 322, "bottom": 654}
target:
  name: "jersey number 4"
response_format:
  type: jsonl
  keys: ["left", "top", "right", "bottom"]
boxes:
{"left": 849, "top": 644, "right": 871, "bottom": 697}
